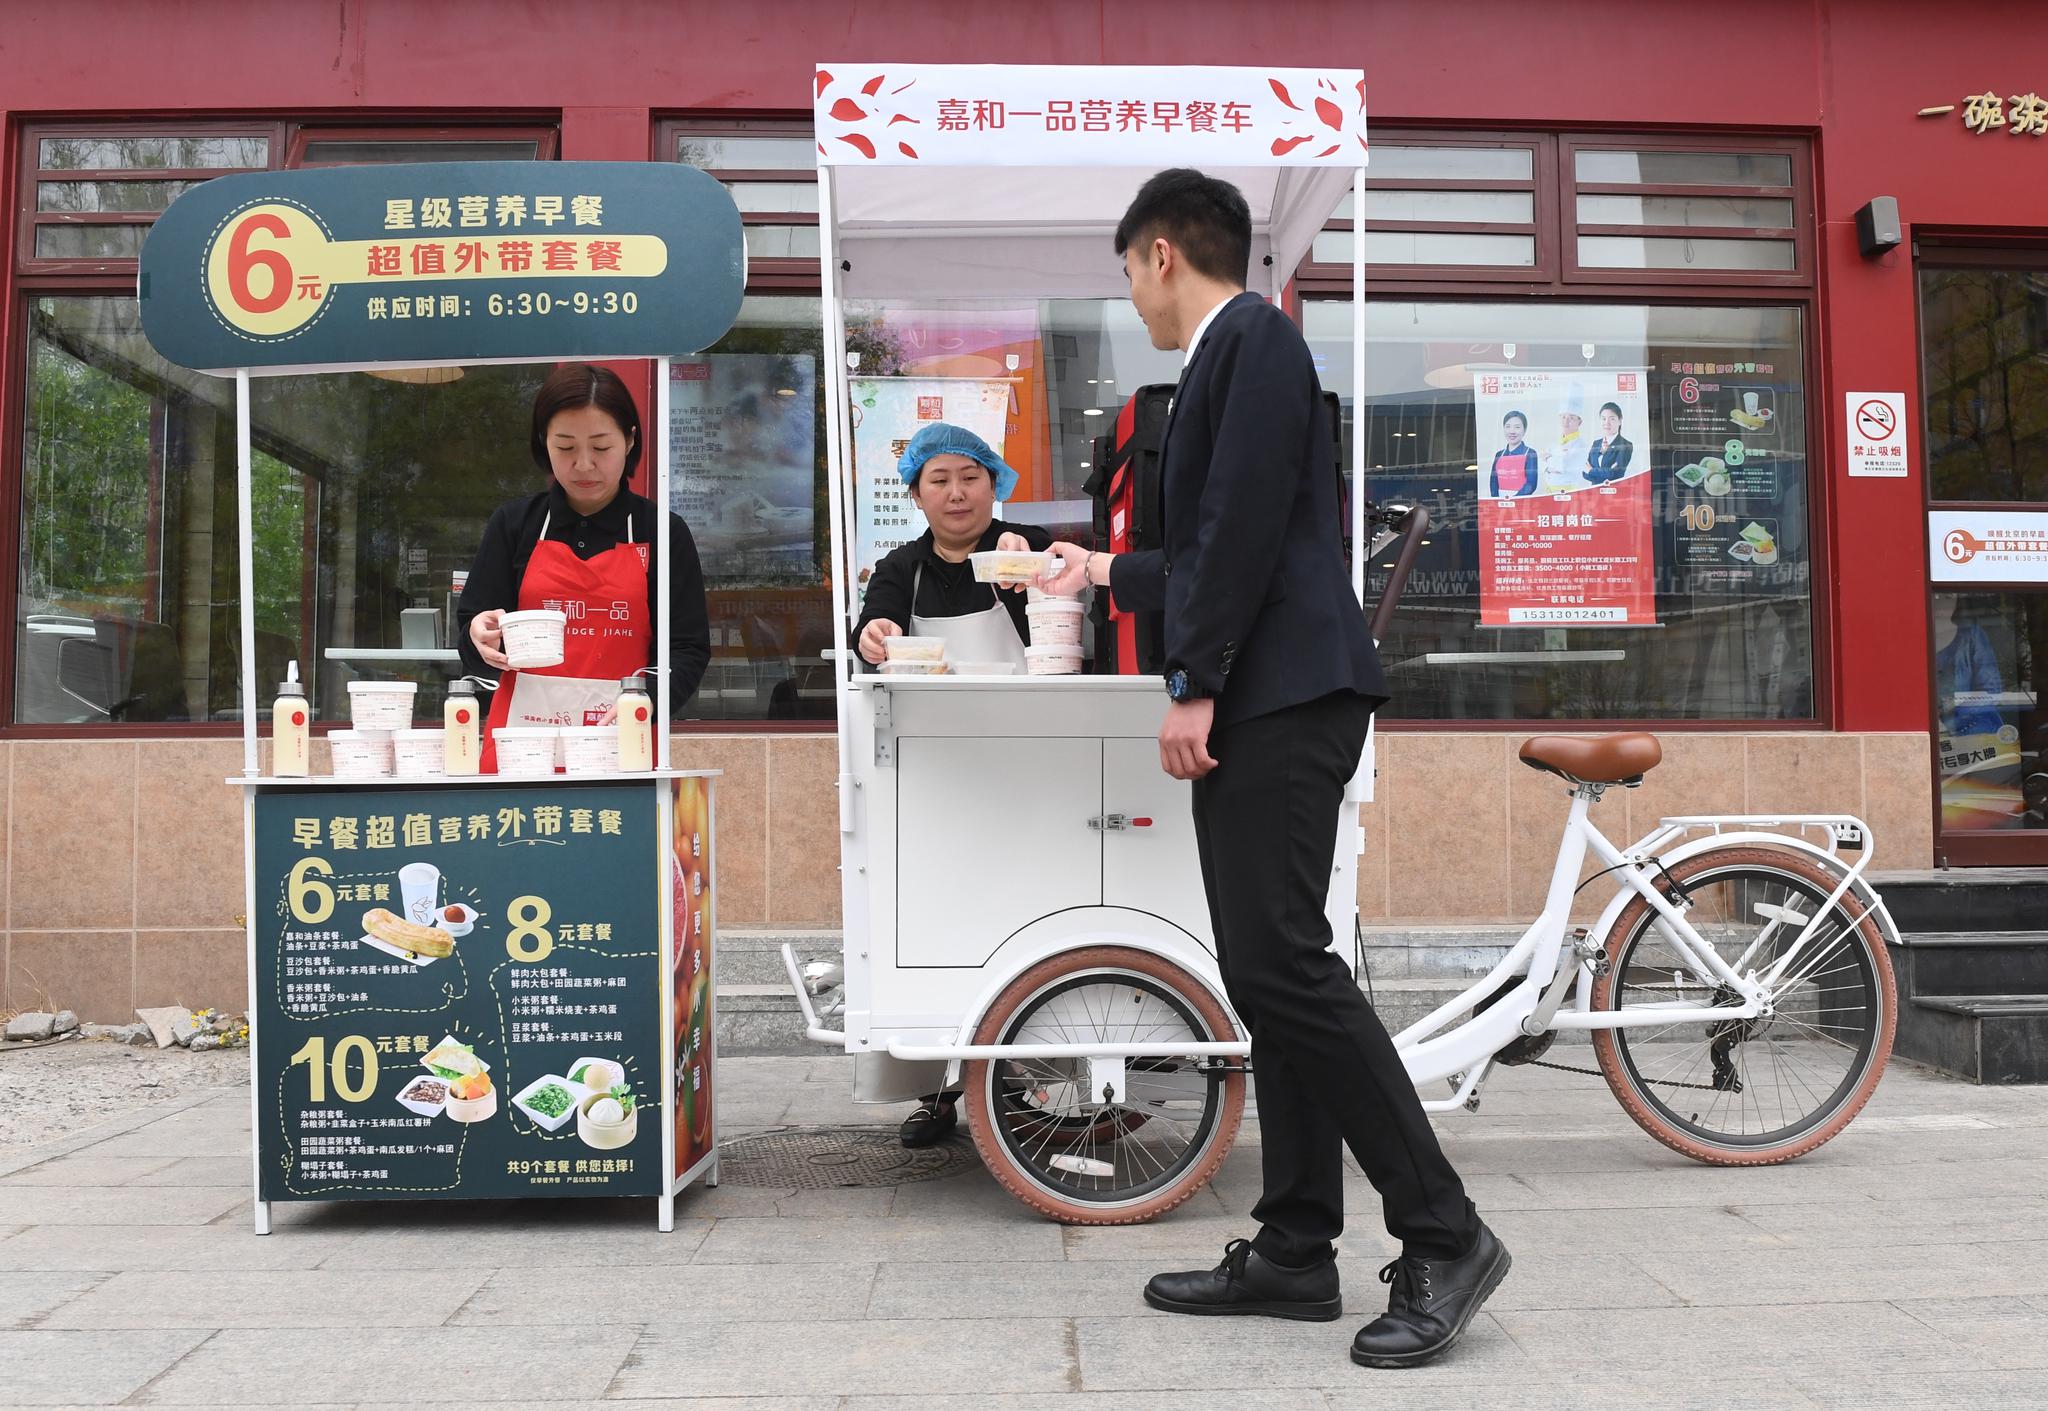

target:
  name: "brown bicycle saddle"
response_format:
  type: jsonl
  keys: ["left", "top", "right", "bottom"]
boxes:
{"left": 1517, "top": 732, "right": 1663, "bottom": 786}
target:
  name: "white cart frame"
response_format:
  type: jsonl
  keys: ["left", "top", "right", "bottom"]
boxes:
{"left": 787, "top": 66, "right": 1372, "bottom": 1102}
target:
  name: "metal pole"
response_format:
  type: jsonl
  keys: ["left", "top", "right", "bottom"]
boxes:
{"left": 655, "top": 356, "right": 672, "bottom": 769}
{"left": 237, "top": 369, "right": 260, "bottom": 775}
{"left": 817, "top": 166, "right": 859, "bottom": 831}
{"left": 1350, "top": 165, "right": 1367, "bottom": 605}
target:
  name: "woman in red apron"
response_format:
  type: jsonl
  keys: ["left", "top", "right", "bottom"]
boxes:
{"left": 456, "top": 363, "right": 711, "bottom": 770}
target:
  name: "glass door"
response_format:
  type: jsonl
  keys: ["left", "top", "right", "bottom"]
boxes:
{"left": 1919, "top": 256, "right": 2048, "bottom": 864}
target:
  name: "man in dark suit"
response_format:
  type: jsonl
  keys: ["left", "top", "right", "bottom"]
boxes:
{"left": 1046, "top": 169, "right": 1508, "bottom": 1370}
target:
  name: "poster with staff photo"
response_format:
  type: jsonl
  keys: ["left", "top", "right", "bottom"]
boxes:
{"left": 1472, "top": 369, "right": 1658, "bottom": 627}
{"left": 849, "top": 376, "right": 1012, "bottom": 606}
{"left": 669, "top": 353, "right": 818, "bottom": 582}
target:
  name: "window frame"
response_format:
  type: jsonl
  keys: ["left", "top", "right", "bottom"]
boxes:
{"left": 4, "top": 118, "right": 561, "bottom": 737}
{"left": 656, "top": 116, "right": 821, "bottom": 293}
{"left": 285, "top": 124, "right": 559, "bottom": 168}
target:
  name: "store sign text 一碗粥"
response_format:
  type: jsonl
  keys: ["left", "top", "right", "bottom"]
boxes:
{"left": 1918, "top": 92, "right": 2048, "bottom": 135}
{"left": 138, "top": 162, "right": 744, "bottom": 375}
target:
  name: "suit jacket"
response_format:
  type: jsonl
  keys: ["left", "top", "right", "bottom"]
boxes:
{"left": 1108, "top": 291, "right": 1388, "bottom": 726}
{"left": 1584, "top": 434, "right": 1633, "bottom": 484}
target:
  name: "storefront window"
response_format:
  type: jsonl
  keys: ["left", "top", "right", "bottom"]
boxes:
{"left": 1921, "top": 266, "right": 2048, "bottom": 503}
{"left": 1933, "top": 592, "right": 2045, "bottom": 835}
{"left": 667, "top": 295, "right": 1181, "bottom": 718}
{"left": 1306, "top": 298, "right": 1815, "bottom": 721}
{"left": 14, "top": 295, "right": 545, "bottom": 724}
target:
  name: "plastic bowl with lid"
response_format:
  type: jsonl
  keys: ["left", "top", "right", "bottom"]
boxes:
{"left": 1026, "top": 598, "right": 1084, "bottom": 646}
{"left": 392, "top": 727, "right": 446, "bottom": 778}
{"left": 969, "top": 548, "right": 1057, "bottom": 585}
{"left": 493, "top": 726, "right": 559, "bottom": 777}
{"left": 346, "top": 680, "right": 418, "bottom": 729}
{"left": 878, "top": 660, "right": 947, "bottom": 676}
{"left": 499, "top": 609, "right": 568, "bottom": 669}
{"left": 330, "top": 728, "right": 395, "bottom": 778}
{"left": 883, "top": 636, "right": 946, "bottom": 663}
{"left": 1024, "top": 645, "right": 1083, "bottom": 676}
{"left": 561, "top": 724, "right": 620, "bottom": 775}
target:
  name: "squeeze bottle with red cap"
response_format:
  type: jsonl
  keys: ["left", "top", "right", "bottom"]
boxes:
{"left": 273, "top": 662, "right": 310, "bottom": 777}
{"left": 443, "top": 678, "right": 481, "bottom": 776}
{"left": 616, "top": 673, "right": 654, "bottom": 772}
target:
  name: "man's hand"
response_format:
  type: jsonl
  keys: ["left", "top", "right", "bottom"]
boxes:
{"left": 468, "top": 609, "right": 511, "bottom": 671}
{"left": 1159, "top": 698, "right": 1218, "bottom": 780}
{"left": 858, "top": 617, "right": 903, "bottom": 665}
{"left": 1042, "top": 540, "right": 1097, "bottom": 596}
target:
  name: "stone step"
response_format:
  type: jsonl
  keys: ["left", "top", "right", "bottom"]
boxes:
{"left": 1897, "top": 992, "right": 2048, "bottom": 1084}
{"left": 1870, "top": 869, "right": 2048, "bottom": 934}
{"left": 1888, "top": 931, "right": 2048, "bottom": 998}
{"left": 710, "top": 972, "right": 1595, "bottom": 1060}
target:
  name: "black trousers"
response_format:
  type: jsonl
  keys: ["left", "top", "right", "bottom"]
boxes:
{"left": 1192, "top": 690, "right": 1479, "bottom": 1266}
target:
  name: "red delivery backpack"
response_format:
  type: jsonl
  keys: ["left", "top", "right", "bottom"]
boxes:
{"left": 1083, "top": 384, "right": 1350, "bottom": 675}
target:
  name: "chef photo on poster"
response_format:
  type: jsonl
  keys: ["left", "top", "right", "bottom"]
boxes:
{"left": 669, "top": 354, "right": 817, "bottom": 581}
{"left": 1472, "top": 369, "right": 1657, "bottom": 627}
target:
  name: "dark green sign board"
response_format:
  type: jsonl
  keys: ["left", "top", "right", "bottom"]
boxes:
{"left": 252, "top": 782, "right": 663, "bottom": 1201}
{"left": 140, "top": 161, "right": 744, "bottom": 375}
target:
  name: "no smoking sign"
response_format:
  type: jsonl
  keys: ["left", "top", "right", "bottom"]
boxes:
{"left": 1845, "top": 391, "right": 1907, "bottom": 478}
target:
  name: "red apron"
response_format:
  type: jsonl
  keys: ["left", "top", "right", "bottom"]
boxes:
{"left": 481, "top": 507, "right": 652, "bottom": 772}
{"left": 1494, "top": 449, "right": 1529, "bottom": 496}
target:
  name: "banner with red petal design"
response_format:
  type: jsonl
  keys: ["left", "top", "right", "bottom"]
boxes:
{"left": 814, "top": 65, "right": 1366, "bottom": 166}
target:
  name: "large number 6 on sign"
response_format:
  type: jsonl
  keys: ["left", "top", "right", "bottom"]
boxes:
{"left": 289, "top": 857, "right": 335, "bottom": 924}
{"left": 506, "top": 895, "right": 554, "bottom": 963}
{"left": 227, "top": 213, "right": 293, "bottom": 314}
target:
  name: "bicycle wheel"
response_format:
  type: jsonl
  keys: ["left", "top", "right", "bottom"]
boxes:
{"left": 1591, "top": 845, "right": 1894, "bottom": 1165}
{"left": 962, "top": 946, "right": 1245, "bottom": 1224}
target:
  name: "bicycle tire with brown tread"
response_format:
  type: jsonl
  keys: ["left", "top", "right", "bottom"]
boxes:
{"left": 1590, "top": 844, "right": 1895, "bottom": 1166}
{"left": 962, "top": 945, "right": 1245, "bottom": 1225}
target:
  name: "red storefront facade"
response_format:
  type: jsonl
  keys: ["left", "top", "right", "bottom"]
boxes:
{"left": 0, "top": 0, "right": 2044, "bottom": 1020}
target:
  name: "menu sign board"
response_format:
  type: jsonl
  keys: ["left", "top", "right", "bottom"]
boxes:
{"left": 139, "top": 161, "right": 744, "bottom": 375}
{"left": 252, "top": 784, "right": 664, "bottom": 1201}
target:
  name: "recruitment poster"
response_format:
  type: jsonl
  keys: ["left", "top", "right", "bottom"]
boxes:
{"left": 849, "top": 376, "right": 1012, "bottom": 604}
{"left": 669, "top": 353, "right": 817, "bottom": 581}
{"left": 1473, "top": 369, "right": 1656, "bottom": 626}
{"left": 671, "top": 776, "right": 717, "bottom": 1179}
{"left": 252, "top": 784, "right": 664, "bottom": 1201}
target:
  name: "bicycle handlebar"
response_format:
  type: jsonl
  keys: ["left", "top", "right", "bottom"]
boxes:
{"left": 1366, "top": 503, "right": 1430, "bottom": 643}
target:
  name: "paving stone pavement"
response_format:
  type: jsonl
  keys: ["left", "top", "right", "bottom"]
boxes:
{"left": 1, "top": 1054, "right": 2046, "bottom": 1409}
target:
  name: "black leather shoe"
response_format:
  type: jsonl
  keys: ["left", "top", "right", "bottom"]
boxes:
{"left": 1144, "top": 1238, "right": 1342, "bottom": 1321}
{"left": 899, "top": 1096, "right": 957, "bottom": 1148}
{"left": 1350, "top": 1224, "right": 1511, "bottom": 1368}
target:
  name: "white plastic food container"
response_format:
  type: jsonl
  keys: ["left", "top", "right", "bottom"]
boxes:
{"left": 561, "top": 724, "right": 620, "bottom": 775}
{"left": 1024, "top": 645, "right": 1083, "bottom": 676}
{"left": 878, "top": 660, "right": 947, "bottom": 676}
{"left": 884, "top": 636, "right": 946, "bottom": 663}
{"left": 392, "top": 727, "right": 446, "bottom": 778}
{"left": 1027, "top": 598, "right": 1084, "bottom": 646}
{"left": 499, "top": 609, "right": 568, "bottom": 669}
{"left": 493, "top": 726, "right": 559, "bottom": 777}
{"left": 329, "top": 728, "right": 395, "bottom": 778}
{"left": 346, "top": 680, "right": 418, "bottom": 729}
{"left": 970, "top": 548, "right": 1056, "bottom": 585}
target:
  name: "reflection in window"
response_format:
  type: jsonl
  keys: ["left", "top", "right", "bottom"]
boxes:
{"left": 666, "top": 296, "right": 1182, "bottom": 718}
{"left": 1933, "top": 592, "right": 2045, "bottom": 833}
{"left": 1920, "top": 268, "right": 2048, "bottom": 503}
{"left": 14, "top": 295, "right": 546, "bottom": 724}
{"left": 1305, "top": 298, "right": 1815, "bottom": 722}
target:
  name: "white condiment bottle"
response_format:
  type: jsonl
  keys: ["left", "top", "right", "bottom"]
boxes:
{"left": 443, "top": 678, "right": 481, "bottom": 776}
{"left": 616, "top": 673, "right": 654, "bottom": 772}
{"left": 273, "top": 661, "right": 310, "bottom": 777}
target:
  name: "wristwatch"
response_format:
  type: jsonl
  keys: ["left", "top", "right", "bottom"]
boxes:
{"left": 1165, "top": 667, "right": 1209, "bottom": 703}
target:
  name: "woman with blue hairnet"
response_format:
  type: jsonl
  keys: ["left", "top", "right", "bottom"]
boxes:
{"left": 855, "top": 421, "right": 1050, "bottom": 678}
{"left": 853, "top": 420, "right": 1052, "bottom": 1146}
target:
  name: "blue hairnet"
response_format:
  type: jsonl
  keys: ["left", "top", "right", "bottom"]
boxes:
{"left": 896, "top": 421, "right": 1018, "bottom": 503}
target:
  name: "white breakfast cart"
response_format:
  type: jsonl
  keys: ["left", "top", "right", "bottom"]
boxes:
{"left": 781, "top": 64, "right": 1409, "bottom": 1223}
